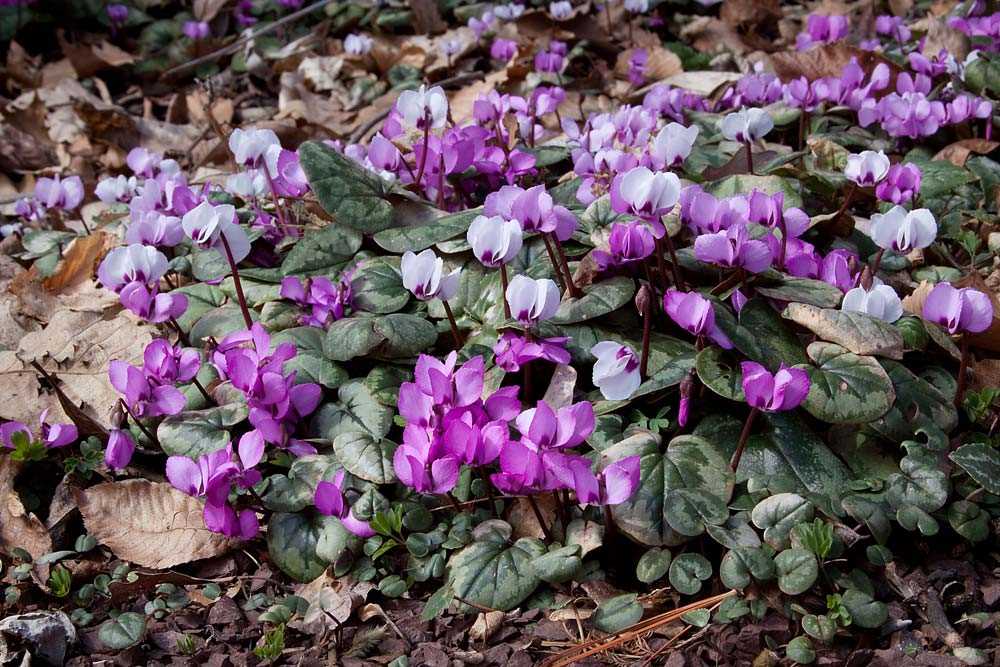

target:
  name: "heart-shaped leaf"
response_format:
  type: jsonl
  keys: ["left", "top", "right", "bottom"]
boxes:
{"left": 281, "top": 223, "right": 362, "bottom": 276}
{"left": 751, "top": 493, "right": 814, "bottom": 549}
{"left": 796, "top": 342, "right": 895, "bottom": 424}
{"left": 99, "top": 612, "right": 146, "bottom": 650}
{"left": 551, "top": 277, "right": 635, "bottom": 325}
{"left": 312, "top": 380, "right": 394, "bottom": 441}
{"left": 756, "top": 277, "right": 844, "bottom": 308}
{"left": 351, "top": 256, "right": 409, "bottom": 314}
{"left": 298, "top": 141, "right": 395, "bottom": 234}
{"left": 719, "top": 546, "right": 776, "bottom": 589}
{"left": 267, "top": 512, "right": 342, "bottom": 582}
{"left": 158, "top": 402, "right": 249, "bottom": 458}
{"left": 332, "top": 432, "right": 397, "bottom": 484}
{"left": 445, "top": 537, "right": 545, "bottom": 612}
{"left": 668, "top": 552, "right": 712, "bottom": 595}
{"left": 774, "top": 548, "right": 818, "bottom": 595}
{"left": 695, "top": 346, "right": 745, "bottom": 401}
{"left": 529, "top": 545, "right": 582, "bottom": 584}
{"left": 949, "top": 442, "right": 1000, "bottom": 495}
{"left": 273, "top": 326, "right": 348, "bottom": 388}
{"left": 840, "top": 589, "right": 887, "bottom": 629}
{"left": 373, "top": 208, "right": 481, "bottom": 253}
{"left": 593, "top": 594, "right": 644, "bottom": 632}
{"left": 636, "top": 548, "right": 672, "bottom": 584}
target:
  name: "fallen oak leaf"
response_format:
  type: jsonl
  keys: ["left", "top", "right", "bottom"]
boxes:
{"left": 77, "top": 480, "right": 240, "bottom": 569}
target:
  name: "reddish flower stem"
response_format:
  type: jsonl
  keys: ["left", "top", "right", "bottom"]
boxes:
{"left": 499, "top": 263, "right": 512, "bottom": 320}
{"left": 548, "top": 232, "right": 582, "bottom": 298}
{"left": 219, "top": 233, "right": 254, "bottom": 330}
{"left": 955, "top": 336, "right": 971, "bottom": 411}
{"left": 119, "top": 398, "right": 159, "bottom": 447}
{"left": 729, "top": 407, "right": 759, "bottom": 473}
{"left": 442, "top": 300, "right": 462, "bottom": 349}
{"left": 744, "top": 140, "right": 754, "bottom": 175}
{"left": 527, "top": 495, "right": 553, "bottom": 541}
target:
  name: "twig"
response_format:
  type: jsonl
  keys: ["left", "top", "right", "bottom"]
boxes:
{"left": 162, "top": 0, "right": 335, "bottom": 78}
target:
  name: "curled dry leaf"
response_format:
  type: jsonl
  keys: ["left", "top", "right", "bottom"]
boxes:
{"left": 0, "top": 457, "right": 54, "bottom": 562}
{"left": 470, "top": 610, "right": 508, "bottom": 642}
{"left": 77, "top": 480, "right": 240, "bottom": 569}
{"left": 933, "top": 139, "right": 1000, "bottom": 168}
{"left": 289, "top": 572, "right": 375, "bottom": 635}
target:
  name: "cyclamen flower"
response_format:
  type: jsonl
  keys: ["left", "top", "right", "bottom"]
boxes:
{"left": 467, "top": 215, "right": 523, "bottom": 267}
{"left": 1, "top": 410, "right": 77, "bottom": 450}
{"left": 844, "top": 150, "right": 890, "bottom": 186}
{"left": 876, "top": 163, "right": 921, "bottom": 204}
{"left": 506, "top": 275, "right": 561, "bottom": 326}
{"left": 344, "top": 33, "right": 373, "bottom": 56}
{"left": 625, "top": 0, "right": 648, "bottom": 13}
{"left": 183, "top": 20, "right": 210, "bottom": 40}
{"left": 494, "top": 3, "right": 524, "bottom": 20}
{"left": 922, "top": 283, "right": 994, "bottom": 334}
{"left": 35, "top": 175, "right": 84, "bottom": 211}
{"left": 870, "top": 206, "right": 937, "bottom": 253}
{"left": 314, "top": 471, "right": 375, "bottom": 537}
{"left": 143, "top": 339, "right": 200, "bottom": 385}
{"left": 875, "top": 15, "right": 910, "bottom": 42}
{"left": 280, "top": 274, "right": 352, "bottom": 327}
{"left": 493, "top": 332, "right": 570, "bottom": 372}
{"left": 842, "top": 283, "right": 903, "bottom": 322}
{"left": 571, "top": 455, "right": 640, "bottom": 506}
{"left": 98, "top": 244, "right": 169, "bottom": 292}
{"left": 591, "top": 342, "right": 641, "bottom": 400}
{"left": 719, "top": 108, "right": 773, "bottom": 143}
{"left": 126, "top": 147, "right": 161, "bottom": 177}
{"left": 95, "top": 175, "right": 137, "bottom": 204}
{"left": 490, "top": 38, "right": 518, "bottom": 61}
{"left": 104, "top": 429, "right": 135, "bottom": 471}
{"left": 741, "top": 362, "right": 810, "bottom": 412}
{"left": 628, "top": 49, "right": 647, "bottom": 87}
{"left": 680, "top": 186, "right": 749, "bottom": 235}
{"left": 783, "top": 77, "right": 821, "bottom": 112}
{"left": 649, "top": 122, "right": 699, "bottom": 169}
{"left": 396, "top": 85, "right": 448, "bottom": 130}
{"left": 485, "top": 185, "right": 577, "bottom": 240}
{"left": 549, "top": 1, "right": 572, "bottom": 20}
{"left": 181, "top": 200, "right": 252, "bottom": 263}
{"left": 693, "top": 223, "right": 773, "bottom": 274}
{"left": 534, "top": 44, "right": 565, "bottom": 73}
{"left": 107, "top": 3, "right": 128, "bottom": 25}
{"left": 746, "top": 190, "right": 809, "bottom": 239}
{"left": 109, "top": 359, "right": 186, "bottom": 418}
{"left": 796, "top": 14, "right": 850, "bottom": 50}
{"left": 401, "top": 249, "right": 460, "bottom": 301}
{"left": 593, "top": 221, "right": 655, "bottom": 270}
{"left": 819, "top": 248, "right": 858, "bottom": 292}
{"left": 610, "top": 167, "right": 681, "bottom": 236}
{"left": 662, "top": 289, "right": 733, "bottom": 349}
{"left": 228, "top": 128, "right": 280, "bottom": 170}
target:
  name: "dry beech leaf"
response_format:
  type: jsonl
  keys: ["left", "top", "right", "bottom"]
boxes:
{"left": 42, "top": 231, "right": 113, "bottom": 294}
{"left": 470, "top": 611, "right": 507, "bottom": 642}
{"left": 0, "top": 458, "right": 54, "bottom": 562}
{"left": 289, "top": 572, "right": 375, "bottom": 635}
{"left": 77, "top": 480, "right": 240, "bottom": 569}
{"left": 450, "top": 70, "right": 509, "bottom": 126}
{"left": 932, "top": 139, "right": 999, "bottom": 167}
{"left": 193, "top": 0, "right": 230, "bottom": 21}
{"left": 770, "top": 43, "right": 899, "bottom": 84}
{"left": 509, "top": 494, "right": 558, "bottom": 540}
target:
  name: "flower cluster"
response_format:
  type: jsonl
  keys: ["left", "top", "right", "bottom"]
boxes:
{"left": 280, "top": 273, "right": 354, "bottom": 327}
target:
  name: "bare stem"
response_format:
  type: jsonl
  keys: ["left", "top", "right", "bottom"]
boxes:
{"left": 441, "top": 300, "right": 462, "bottom": 349}
{"left": 219, "top": 234, "right": 254, "bottom": 330}
{"left": 729, "top": 407, "right": 759, "bottom": 473}
{"left": 527, "top": 495, "right": 553, "bottom": 541}
{"left": 119, "top": 398, "right": 159, "bottom": 447}
{"left": 499, "top": 263, "right": 512, "bottom": 320}
{"left": 549, "top": 233, "right": 582, "bottom": 298}
{"left": 955, "top": 336, "right": 971, "bottom": 411}
{"left": 414, "top": 115, "right": 431, "bottom": 193}
{"left": 744, "top": 140, "right": 754, "bottom": 175}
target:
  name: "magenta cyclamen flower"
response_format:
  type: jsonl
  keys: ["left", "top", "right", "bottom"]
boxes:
{"left": 694, "top": 223, "right": 773, "bottom": 274}
{"left": 922, "top": 283, "right": 994, "bottom": 335}
{"left": 109, "top": 359, "right": 187, "bottom": 419}
{"left": 796, "top": 14, "right": 850, "bottom": 50}
{"left": 490, "top": 38, "right": 518, "bottom": 61}
{"left": 484, "top": 184, "right": 577, "bottom": 240}
{"left": 183, "top": 20, "right": 210, "bottom": 40}
{"left": 570, "top": 455, "right": 641, "bottom": 506}
{"left": 104, "top": 429, "right": 135, "bottom": 471}
{"left": 819, "top": 248, "right": 858, "bottom": 293}
{"left": 680, "top": 186, "right": 748, "bottom": 235}
{"left": 280, "top": 275, "right": 352, "bottom": 327}
{"left": 493, "top": 332, "right": 570, "bottom": 372}
{"left": 166, "top": 436, "right": 261, "bottom": 538}
{"left": 1, "top": 410, "right": 78, "bottom": 450}
{"left": 741, "top": 362, "right": 810, "bottom": 412}
{"left": 314, "top": 471, "right": 375, "bottom": 537}
{"left": 662, "top": 289, "right": 733, "bottom": 349}
{"left": 876, "top": 163, "right": 921, "bottom": 205}
{"left": 593, "top": 222, "right": 655, "bottom": 270}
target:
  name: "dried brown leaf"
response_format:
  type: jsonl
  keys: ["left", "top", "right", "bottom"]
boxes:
{"left": 932, "top": 139, "right": 999, "bottom": 167}
{"left": 193, "top": 0, "right": 230, "bottom": 21}
{"left": 78, "top": 480, "right": 240, "bottom": 568}
{"left": 770, "top": 43, "right": 899, "bottom": 86}
{"left": 42, "top": 231, "right": 113, "bottom": 294}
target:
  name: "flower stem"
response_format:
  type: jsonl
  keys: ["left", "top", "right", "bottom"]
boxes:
{"left": 640, "top": 287, "right": 652, "bottom": 379}
{"left": 658, "top": 234, "right": 685, "bottom": 290}
{"left": 499, "top": 263, "right": 512, "bottom": 320}
{"left": 744, "top": 140, "right": 754, "bottom": 175}
{"left": 119, "top": 398, "right": 159, "bottom": 447}
{"left": 541, "top": 234, "right": 568, "bottom": 294}
{"left": 437, "top": 151, "right": 446, "bottom": 209}
{"left": 548, "top": 233, "right": 582, "bottom": 298}
{"left": 441, "top": 300, "right": 462, "bottom": 349}
{"left": 527, "top": 495, "right": 553, "bottom": 541}
{"left": 835, "top": 183, "right": 856, "bottom": 219}
{"left": 219, "top": 233, "right": 254, "bottom": 330}
{"left": 798, "top": 110, "right": 809, "bottom": 152}
{"left": 955, "top": 336, "right": 971, "bottom": 410}
{"left": 478, "top": 467, "right": 499, "bottom": 518}
{"left": 729, "top": 407, "right": 759, "bottom": 473}
{"left": 869, "top": 248, "right": 885, "bottom": 281}
{"left": 414, "top": 114, "right": 431, "bottom": 194}
{"left": 263, "top": 167, "right": 289, "bottom": 234}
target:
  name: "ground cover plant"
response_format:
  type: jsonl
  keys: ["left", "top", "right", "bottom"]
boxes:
{"left": 1, "top": 0, "right": 1000, "bottom": 664}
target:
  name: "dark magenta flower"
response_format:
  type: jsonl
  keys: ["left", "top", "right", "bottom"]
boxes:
{"left": 570, "top": 455, "right": 640, "bottom": 506}
{"left": 493, "top": 332, "right": 570, "bottom": 372}
{"left": 662, "top": 289, "right": 733, "bottom": 349}
{"left": 875, "top": 163, "right": 921, "bottom": 205}
{"left": 693, "top": 223, "right": 773, "bottom": 274}
{"left": 741, "top": 362, "right": 810, "bottom": 412}
{"left": 109, "top": 360, "right": 186, "bottom": 418}
{"left": 104, "top": 429, "right": 135, "bottom": 471}
{"left": 280, "top": 274, "right": 352, "bottom": 327}
{"left": 922, "top": 283, "right": 994, "bottom": 334}
{"left": 593, "top": 221, "right": 655, "bottom": 270}
{"left": 490, "top": 38, "right": 518, "bottom": 61}
{"left": 819, "top": 248, "right": 858, "bottom": 293}
{"left": 1, "top": 410, "right": 77, "bottom": 450}
{"left": 314, "top": 471, "right": 375, "bottom": 537}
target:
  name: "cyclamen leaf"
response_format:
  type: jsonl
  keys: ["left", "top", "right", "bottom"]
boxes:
{"left": 795, "top": 342, "right": 895, "bottom": 424}
{"left": 298, "top": 141, "right": 395, "bottom": 234}
{"left": 782, "top": 303, "right": 904, "bottom": 359}
{"left": 445, "top": 537, "right": 545, "bottom": 612}
{"left": 949, "top": 443, "right": 1000, "bottom": 495}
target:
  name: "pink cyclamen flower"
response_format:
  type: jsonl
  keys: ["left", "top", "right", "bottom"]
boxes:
{"left": 493, "top": 332, "right": 570, "bottom": 371}
{"left": 819, "top": 248, "right": 858, "bottom": 292}
{"left": 591, "top": 341, "right": 641, "bottom": 400}
{"left": 97, "top": 244, "right": 169, "bottom": 292}
{"left": 844, "top": 150, "right": 890, "bottom": 186}
{"left": 571, "top": 455, "right": 641, "bottom": 506}
{"left": 922, "top": 283, "right": 994, "bottom": 334}
{"left": 662, "top": 289, "right": 733, "bottom": 348}
{"left": 104, "top": 429, "right": 135, "bottom": 471}
{"left": 490, "top": 38, "right": 518, "bottom": 61}
{"left": 126, "top": 147, "right": 162, "bottom": 178}
{"left": 693, "top": 223, "right": 773, "bottom": 273}
{"left": 870, "top": 206, "right": 937, "bottom": 253}
{"left": 593, "top": 221, "right": 655, "bottom": 270}
{"left": 183, "top": 20, "right": 210, "bottom": 40}
{"left": 181, "top": 200, "right": 252, "bottom": 263}
{"left": 741, "top": 361, "right": 810, "bottom": 412}
{"left": 875, "top": 163, "right": 921, "bottom": 204}
{"left": 401, "top": 249, "right": 461, "bottom": 301}
{"left": 35, "top": 175, "right": 84, "bottom": 211}
{"left": 1, "top": 410, "right": 77, "bottom": 450}
{"left": 549, "top": 0, "right": 572, "bottom": 19}
{"left": 506, "top": 275, "right": 561, "bottom": 326}
{"left": 109, "top": 360, "right": 187, "bottom": 418}
{"left": 314, "top": 471, "right": 376, "bottom": 537}
{"left": 228, "top": 128, "right": 280, "bottom": 170}
{"left": 796, "top": 14, "right": 849, "bottom": 49}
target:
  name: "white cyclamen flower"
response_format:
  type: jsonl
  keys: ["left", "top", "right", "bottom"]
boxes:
{"left": 401, "top": 249, "right": 461, "bottom": 301}
{"left": 841, "top": 283, "right": 903, "bottom": 322}
{"left": 591, "top": 341, "right": 641, "bottom": 400}
{"left": 719, "top": 107, "right": 774, "bottom": 143}
{"left": 870, "top": 205, "right": 937, "bottom": 253}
